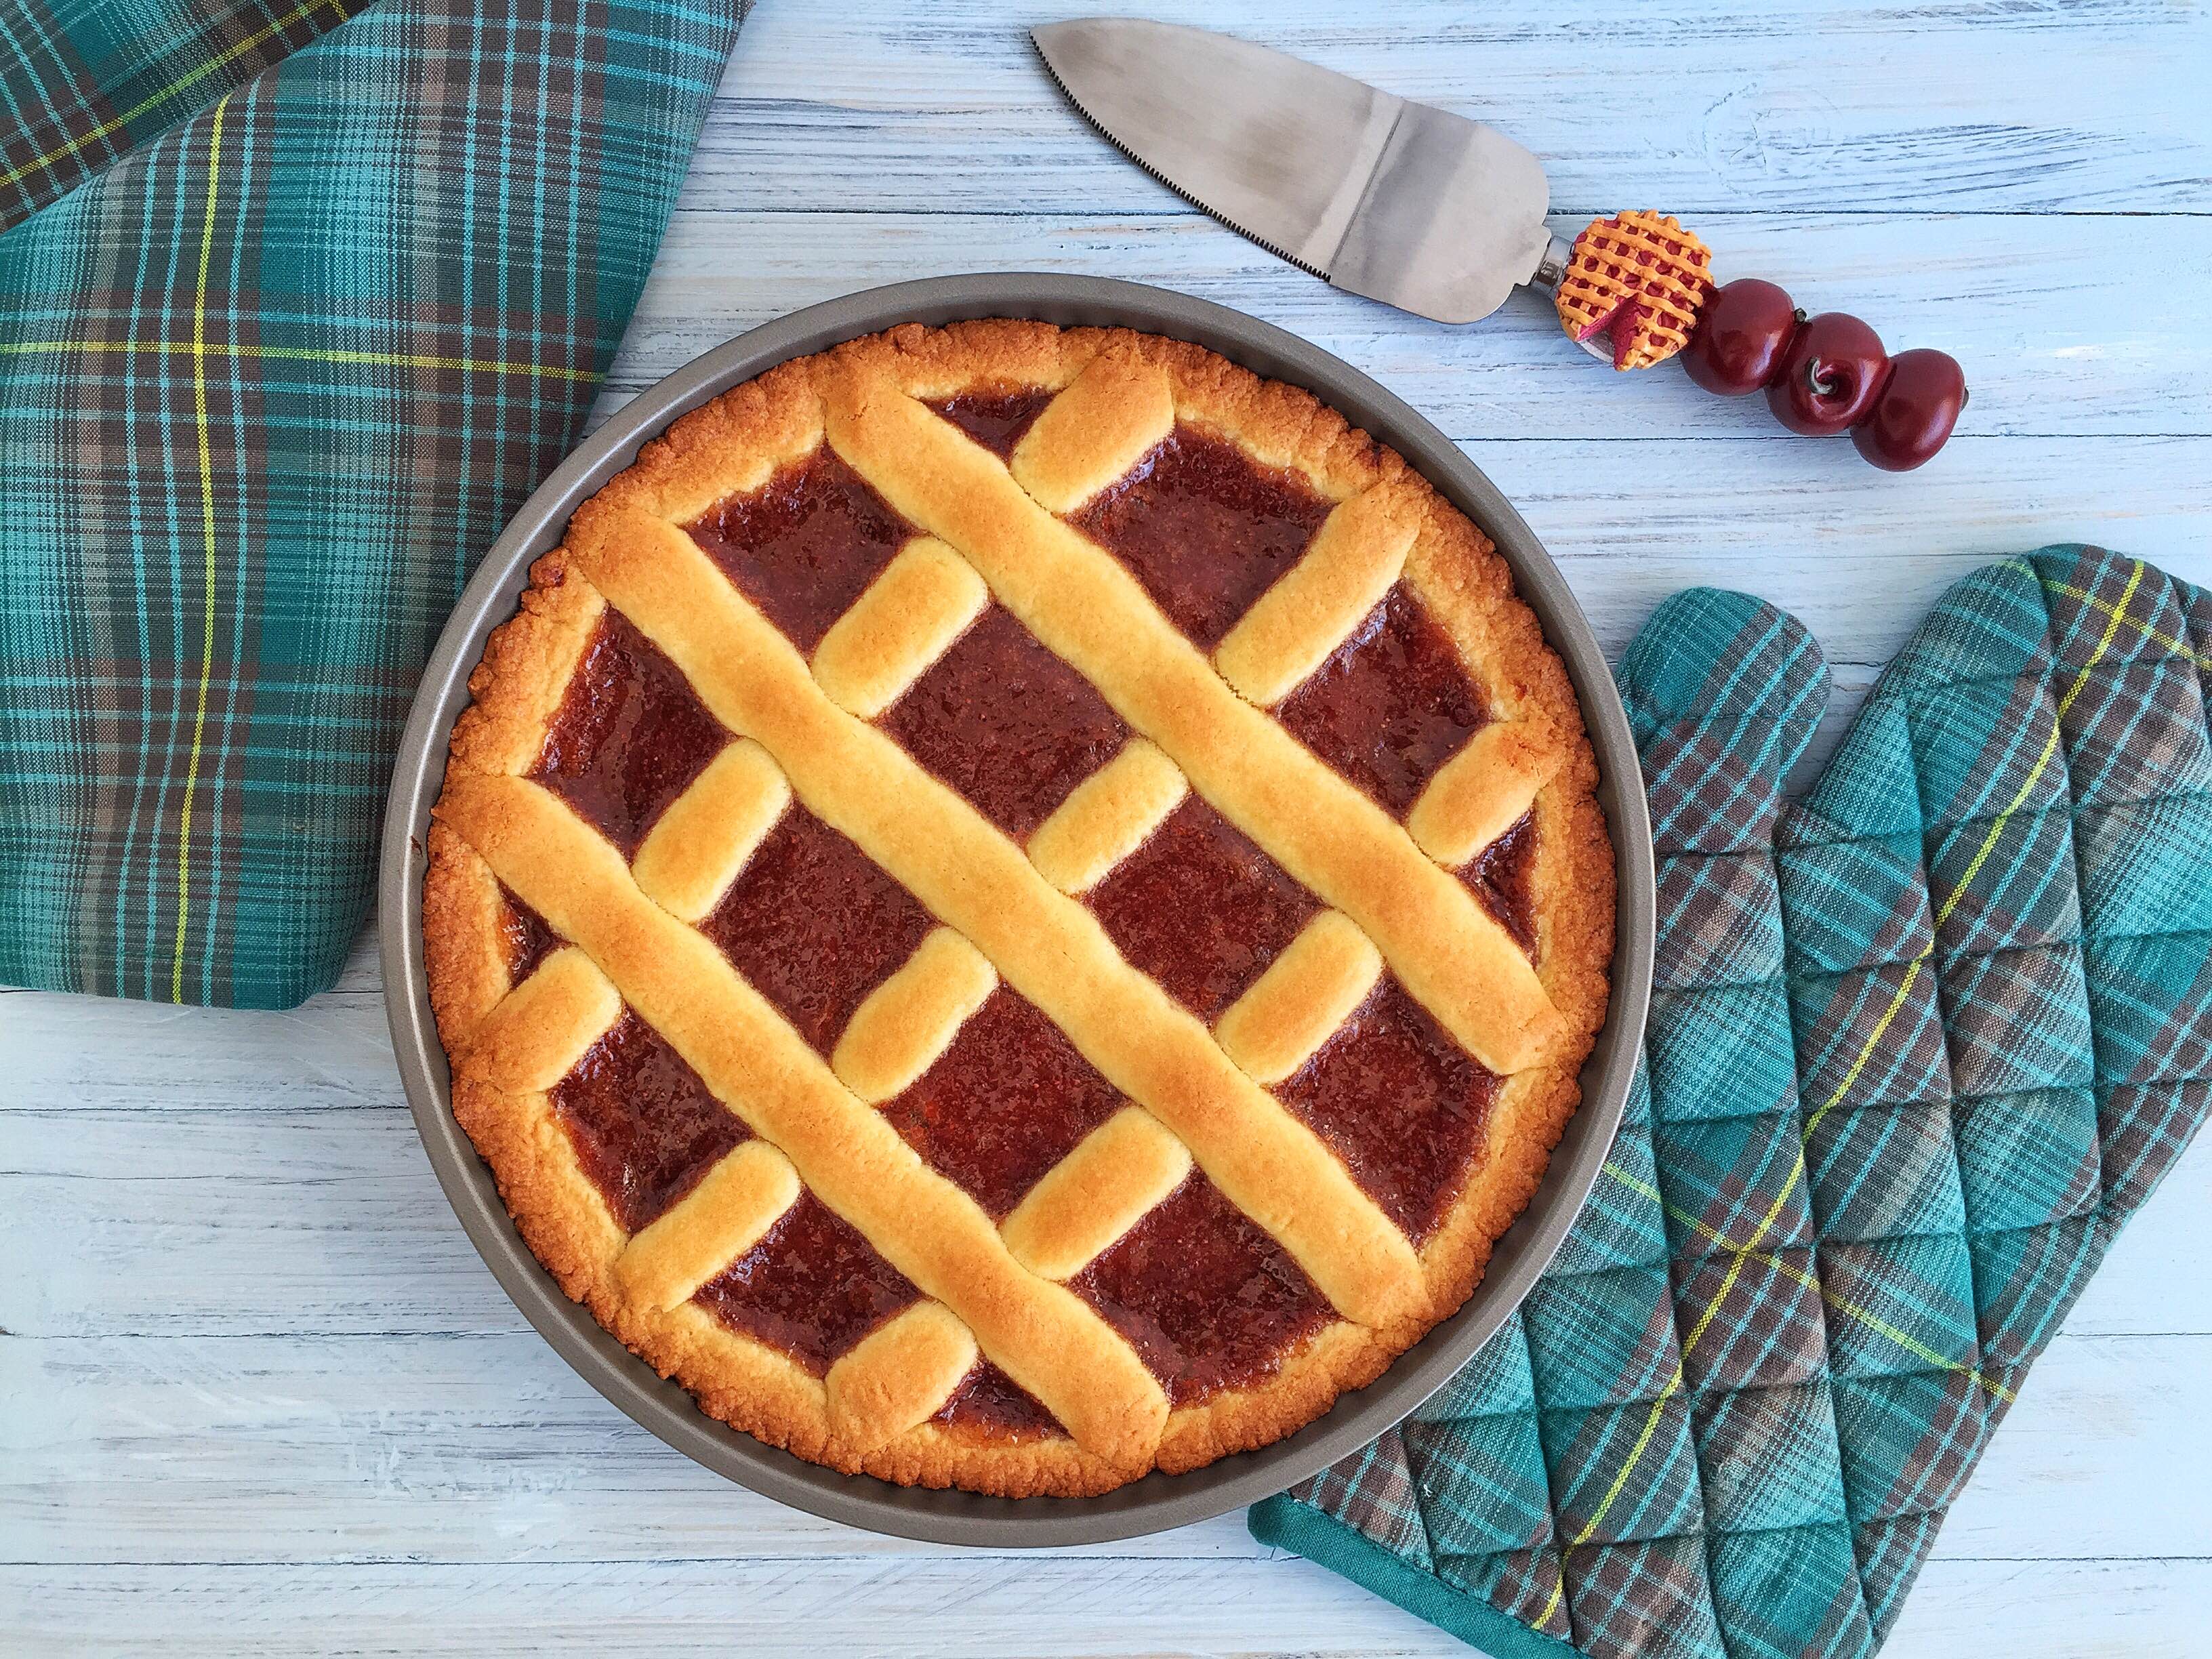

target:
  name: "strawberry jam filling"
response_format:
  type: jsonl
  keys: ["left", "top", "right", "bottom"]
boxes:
{"left": 1087, "top": 794, "right": 1318, "bottom": 1021}
{"left": 1465, "top": 811, "right": 1538, "bottom": 956}
{"left": 878, "top": 604, "right": 1128, "bottom": 842}
{"left": 699, "top": 804, "right": 935, "bottom": 1055}
{"left": 551, "top": 1012, "right": 748, "bottom": 1233}
{"left": 1277, "top": 585, "right": 1488, "bottom": 815}
{"left": 1274, "top": 978, "right": 1499, "bottom": 1242}
{"left": 693, "top": 1191, "right": 922, "bottom": 1376}
{"left": 533, "top": 613, "right": 729, "bottom": 857}
{"left": 689, "top": 449, "right": 915, "bottom": 653}
{"left": 924, "top": 388, "right": 1055, "bottom": 459}
{"left": 1069, "top": 424, "right": 1332, "bottom": 649}
{"left": 498, "top": 885, "right": 561, "bottom": 983}
{"left": 1073, "top": 1173, "right": 1331, "bottom": 1405}
{"left": 934, "top": 1361, "right": 1060, "bottom": 1439}
{"left": 880, "top": 986, "right": 1124, "bottom": 1220}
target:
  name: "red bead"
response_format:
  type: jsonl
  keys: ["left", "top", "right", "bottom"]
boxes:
{"left": 1766, "top": 312, "right": 1889, "bottom": 436}
{"left": 1852, "top": 348, "right": 1967, "bottom": 471}
{"left": 1682, "top": 279, "right": 1798, "bottom": 396}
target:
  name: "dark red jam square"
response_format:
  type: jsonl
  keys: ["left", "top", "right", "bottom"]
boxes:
{"left": 550, "top": 1011, "right": 748, "bottom": 1233}
{"left": 693, "top": 1191, "right": 921, "bottom": 1374}
{"left": 688, "top": 449, "right": 915, "bottom": 654}
{"left": 1276, "top": 586, "right": 1488, "bottom": 816}
{"left": 1273, "top": 977, "right": 1497, "bottom": 1242}
{"left": 1071, "top": 1174, "right": 1330, "bottom": 1404}
{"left": 933, "top": 1360, "right": 1063, "bottom": 1440}
{"left": 699, "top": 805, "right": 935, "bottom": 1054}
{"left": 531, "top": 612, "right": 729, "bottom": 858}
{"left": 923, "top": 389, "right": 1055, "bottom": 461}
{"left": 1085, "top": 794, "right": 1319, "bottom": 1021}
{"left": 880, "top": 986, "right": 1124, "bottom": 1220}
{"left": 1462, "top": 811, "right": 1539, "bottom": 958}
{"left": 498, "top": 884, "right": 562, "bottom": 983}
{"left": 1067, "top": 425, "right": 1333, "bottom": 649}
{"left": 877, "top": 605, "right": 1127, "bottom": 843}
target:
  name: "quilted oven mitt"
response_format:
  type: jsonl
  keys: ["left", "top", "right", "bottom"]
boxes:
{"left": 0, "top": 0, "right": 743, "bottom": 1007}
{"left": 1253, "top": 545, "right": 2212, "bottom": 1659}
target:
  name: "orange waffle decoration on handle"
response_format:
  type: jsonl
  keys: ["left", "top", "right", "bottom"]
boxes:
{"left": 1555, "top": 212, "right": 1715, "bottom": 371}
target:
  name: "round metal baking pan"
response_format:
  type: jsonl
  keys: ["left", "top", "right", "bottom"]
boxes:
{"left": 381, "top": 273, "right": 1654, "bottom": 1547}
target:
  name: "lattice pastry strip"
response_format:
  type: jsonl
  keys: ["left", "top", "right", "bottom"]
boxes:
{"left": 810, "top": 536, "right": 989, "bottom": 719}
{"left": 825, "top": 1302, "right": 979, "bottom": 1448}
{"left": 614, "top": 1141, "right": 802, "bottom": 1313}
{"left": 1214, "top": 912, "right": 1387, "bottom": 1086}
{"left": 450, "top": 945, "right": 623, "bottom": 1094}
{"left": 632, "top": 738, "right": 790, "bottom": 922}
{"left": 1213, "top": 483, "right": 1419, "bottom": 708}
{"left": 1026, "top": 737, "right": 1189, "bottom": 896}
{"left": 1408, "top": 722, "right": 1562, "bottom": 867}
{"left": 1006, "top": 349, "right": 1174, "bottom": 514}
{"left": 999, "top": 1107, "right": 1194, "bottom": 1281}
{"left": 832, "top": 926, "right": 999, "bottom": 1103}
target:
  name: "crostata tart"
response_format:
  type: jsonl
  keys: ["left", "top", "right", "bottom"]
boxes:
{"left": 423, "top": 320, "right": 1614, "bottom": 1496}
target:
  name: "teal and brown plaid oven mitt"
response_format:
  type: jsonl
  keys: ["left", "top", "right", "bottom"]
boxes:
{"left": 1253, "top": 545, "right": 2212, "bottom": 1659}
{"left": 0, "top": 0, "right": 744, "bottom": 1006}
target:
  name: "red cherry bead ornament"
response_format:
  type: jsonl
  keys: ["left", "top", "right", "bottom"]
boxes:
{"left": 1767, "top": 312, "right": 1889, "bottom": 436}
{"left": 1682, "top": 279, "right": 1799, "bottom": 396}
{"left": 1852, "top": 348, "right": 1967, "bottom": 471}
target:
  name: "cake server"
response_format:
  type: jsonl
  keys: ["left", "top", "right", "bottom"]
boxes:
{"left": 1033, "top": 17, "right": 1966, "bottom": 470}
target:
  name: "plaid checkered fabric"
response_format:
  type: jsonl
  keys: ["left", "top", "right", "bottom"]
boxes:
{"left": 0, "top": 0, "right": 743, "bottom": 1006}
{"left": 1253, "top": 545, "right": 2212, "bottom": 1659}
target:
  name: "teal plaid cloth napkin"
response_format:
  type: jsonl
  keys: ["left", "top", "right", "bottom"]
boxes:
{"left": 1254, "top": 545, "right": 2212, "bottom": 1658}
{"left": 0, "top": 0, "right": 744, "bottom": 1006}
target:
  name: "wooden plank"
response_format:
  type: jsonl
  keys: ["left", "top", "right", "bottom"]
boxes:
{"left": 0, "top": 1330, "right": 1258, "bottom": 1565}
{"left": 3, "top": 1330, "right": 2205, "bottom": 1570}
{"left": 612, "top": 210, "right": 2212, "bottom": 440}
{"left": 1888, "top": 1557, "right": 2212, "bottom": 1659}
{"left": 701, "top": 0, "right": 2212, "bottom": 216}
{"left": 0, "top": 1103, "right": 517, "bottom": 1338}
{"left": 1940, "top": 1333, "right": 2212, "bottom": 1563}
{"left": 5, "top": 1554, "right": 2211, "bottom": 1657}
{"left": 1477, "top": 437, "right": 2212, "bottom": 667}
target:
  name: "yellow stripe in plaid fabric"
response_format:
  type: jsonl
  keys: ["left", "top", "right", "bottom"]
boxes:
{"left": 171, "top": 97, "right": 229, "bottom": 1004}
{"left": 0, "top": 337, "right": 601, "bottom": 382}
{"left": 2045, "top": 575, "right": 2212, "bottom": 672}
{"left": 1601, "top": 1160, "right": 2017, "bottom": 1404}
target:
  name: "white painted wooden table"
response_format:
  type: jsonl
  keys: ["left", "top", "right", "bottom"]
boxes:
{"left": 8, "top": 2, "right": 2212, "bottom": 1652}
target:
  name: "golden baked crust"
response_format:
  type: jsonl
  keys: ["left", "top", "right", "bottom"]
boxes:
{"left": 424, "top": 319, "right": 1615, "bottom": 1497}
